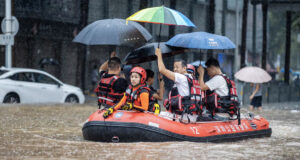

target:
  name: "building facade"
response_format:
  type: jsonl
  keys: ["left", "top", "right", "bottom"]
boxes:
{"left": 0, "top": 0, "right": 248, "bottom": 92}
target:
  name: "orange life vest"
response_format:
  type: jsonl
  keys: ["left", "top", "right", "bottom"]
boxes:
{"left": 125, "top": 84, "right": 157, "bottom": 112}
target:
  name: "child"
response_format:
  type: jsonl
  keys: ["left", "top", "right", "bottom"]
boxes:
{"left": 103, "top": 66, "right": 154, "bottom": 118}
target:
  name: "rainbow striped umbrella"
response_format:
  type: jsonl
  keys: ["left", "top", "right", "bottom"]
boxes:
{"left": 127, "top": 6, "right": 196, "bottom": 27}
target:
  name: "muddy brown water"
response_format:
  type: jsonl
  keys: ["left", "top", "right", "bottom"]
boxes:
{"left": 0, "top": 103, "right": 299, "bottom": 160}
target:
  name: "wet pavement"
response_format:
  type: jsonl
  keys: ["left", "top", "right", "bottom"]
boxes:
{"left": 0, "top": 102, "right": 300, "bottom": 160}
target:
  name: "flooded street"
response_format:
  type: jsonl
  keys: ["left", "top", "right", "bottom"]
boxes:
{"left": 0, "top": 102, "right": 300, "bottom": 160}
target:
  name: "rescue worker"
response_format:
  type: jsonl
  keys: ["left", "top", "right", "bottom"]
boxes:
{"left": 187, "top": 64, "right": 196, "bottom": 78}
{"left": 155, "top": 48, "right": 202, "bottom": 121}
{"left": 103, "top": 66, "right": 159, "bottom": 118}
{"left": 95, "top": 52, "right": 128, "bottom": 109}
{"left": 145, "top": 69, "right": 164, "bottom": 114}
{"left": 146, "top": 69, "right": 165, "bottom": 101}
{"left": 198, "top": 58, "right": 239, "bottom": 119}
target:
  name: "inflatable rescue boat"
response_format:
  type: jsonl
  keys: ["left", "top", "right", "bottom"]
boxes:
{"left": 82, "top": 110, "right": 272, "bottom": 142}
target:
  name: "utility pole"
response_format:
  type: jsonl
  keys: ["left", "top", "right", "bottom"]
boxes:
{"left": 234, "top": 0, "right": 240, "bottom": 73}
{"left": 221, "top": 0, "right": 227, "bottom": 36}
{"left": 261, "top": 0, "right": 268, "bottom": 69}
{"left": 5, "top": 0, "right": 12, "bottom": 68}
{"left": 252, "top": 3, "right": 257, "bottom": 66}
{"left": 240, "top": 0, "right": 248, "bottom": 68}
{"left": 284, "top": 11, "right": 291, "bottom": 84}
{"left": 206, "top": 0, "right": 215, "bottom": 34}
{"left": 76, "top": 0, "right": 89, "bottom": 90}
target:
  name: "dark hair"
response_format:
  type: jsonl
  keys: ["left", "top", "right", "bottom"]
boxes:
{"left": 205, "top": 58, "right": 220, "bottom": 68}
{"left": 174, "top": 59, "right": 187, "bottom": 68}
{"left": 146, "top": 69, "right": 154, "bottom": 81}
{"left": 108, "top": 57, "right": 121, "bottom": 70}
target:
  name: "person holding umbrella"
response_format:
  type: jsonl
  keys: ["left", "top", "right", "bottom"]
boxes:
{"left": 234, "top": 66, "right": 272, "bottom": 113}
{"left": 197, "top": 58, "right": 239, "bottom": 119}
{"left": 155, "top": 48, "right": 202, "bottom": 121}
{"left": 249, "top": 83, "right": 263, "bottom": 112}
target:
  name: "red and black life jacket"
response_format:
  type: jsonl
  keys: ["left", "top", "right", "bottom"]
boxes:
{"left": 164, "top": 75, "right": 203, "bottom": 115}
{"left": 95, "top": 75, "right": 123, "bottom": 108}
{"left": 125, "top": 84, "right": 157, "bottom": 112}
{"left": 205, "top": 74, "right": 240, "bottom": 117}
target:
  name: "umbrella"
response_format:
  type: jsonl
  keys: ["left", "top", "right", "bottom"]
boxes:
{"left": 73, "top": 18, "right": 152, "bottom": 47}
{"left": 234, "top": 66, "right": 272, "bottom": 83}
{"left": 190, "top": 60, "right": 206, "bottom": 68}
{"left": 166, "top": 32, "right": 236, "bottom": 50}
{"left": 124, "top": 42, "right": 185, "bottom": 64}
{"left": 127, "top": 6, "right": 196, "bottom": 46}
{"left": 127, "top": 6, "right": 196, "bottom": 27}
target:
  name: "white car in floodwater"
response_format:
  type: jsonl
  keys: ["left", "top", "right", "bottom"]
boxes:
{"left": 0, "top": 67, "right": 85, "bottom": 104}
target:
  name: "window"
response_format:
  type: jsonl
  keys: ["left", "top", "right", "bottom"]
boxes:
{"left": 9, "top": 72, "right": 35, "bottom": 82}
{"left": 33, "top": 73, "right": 58, "bottom": 85}
{"left": 0, "top": 70, "right": 8, "bottom": 76}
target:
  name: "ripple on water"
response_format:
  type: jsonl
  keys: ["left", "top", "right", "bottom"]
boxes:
{"left": 0, "top": 104, "right": 300, "bottom": 159}
{"left": 286, "top": 142, "right": 300, "bottom": 147}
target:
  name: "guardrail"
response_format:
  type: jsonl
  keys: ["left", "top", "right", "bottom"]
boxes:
{"left": 236, "top": 81, "right": 300, "bottom": 105}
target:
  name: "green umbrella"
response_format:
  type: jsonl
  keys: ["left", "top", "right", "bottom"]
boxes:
{"left": 127, "top": 6, "right": 196, "bottom": 27}
{"left": 127, "top": 6, "right": 196, "bottom": 47}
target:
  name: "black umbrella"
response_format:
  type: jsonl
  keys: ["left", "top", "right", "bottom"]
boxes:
{"left": 73, "top": 19, "right": 152, "bottom": 47}
{"left": 39, "top": 58, "right": 59, "bottom": 69}
{"left": 124, "top": 42, "right": 185, "bottom": 64}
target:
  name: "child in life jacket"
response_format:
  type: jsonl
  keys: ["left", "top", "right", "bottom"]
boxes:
{"left": 103, "top": 66, "right": 160, "bottom": 118}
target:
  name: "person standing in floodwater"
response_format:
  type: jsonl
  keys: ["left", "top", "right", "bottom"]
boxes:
{"left": 249, "top": 83, "right": 263, "bottom": 111}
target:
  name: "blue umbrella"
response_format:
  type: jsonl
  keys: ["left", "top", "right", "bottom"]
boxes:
{"left": 73, "top": 19, "right": 152, "bottom": 47}
{"left": 166, "top": 32, "right": 236, "bottom": 50}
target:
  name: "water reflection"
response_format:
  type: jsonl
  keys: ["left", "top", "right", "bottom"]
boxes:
{"left": 0, "top": 103, "right": 299, "bottom": 159}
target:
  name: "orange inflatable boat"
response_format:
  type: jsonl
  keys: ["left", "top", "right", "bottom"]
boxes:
{"left": 82, "top": 110, "right": 272, "bottom": 142}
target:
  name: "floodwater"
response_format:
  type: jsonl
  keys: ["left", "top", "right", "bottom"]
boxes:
{"left": 0, "top": 102, "right": 300, "bottom": 160}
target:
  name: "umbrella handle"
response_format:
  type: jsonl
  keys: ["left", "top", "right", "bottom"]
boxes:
{"left": 158, "top": 24, "right": 162, "bottom": 48}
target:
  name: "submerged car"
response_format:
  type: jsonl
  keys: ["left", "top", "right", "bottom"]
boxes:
{"left": 0, "top": 67, "right": 85, "bottom": 104}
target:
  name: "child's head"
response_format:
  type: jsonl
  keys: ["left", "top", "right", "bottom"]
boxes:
{"left": 130, "top": 67, "right": 146, "bottom": 87}
{"left": 146, "top": 69, "right": 154, "bottom": 85}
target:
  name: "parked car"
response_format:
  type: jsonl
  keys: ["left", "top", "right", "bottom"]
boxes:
{"left": 0, "top": 67, "right": 85, "bottom": 104}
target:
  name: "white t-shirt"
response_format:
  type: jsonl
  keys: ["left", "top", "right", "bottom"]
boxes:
{"left": 205, "top": 75, "right": 229, "bottom": 96}
{"left": 174, "top": 73, "right": 191, "bottom": 96}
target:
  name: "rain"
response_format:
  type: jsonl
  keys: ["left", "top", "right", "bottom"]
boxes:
{"left": 1, "top": 0, "right": 300, "bottom": 159}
